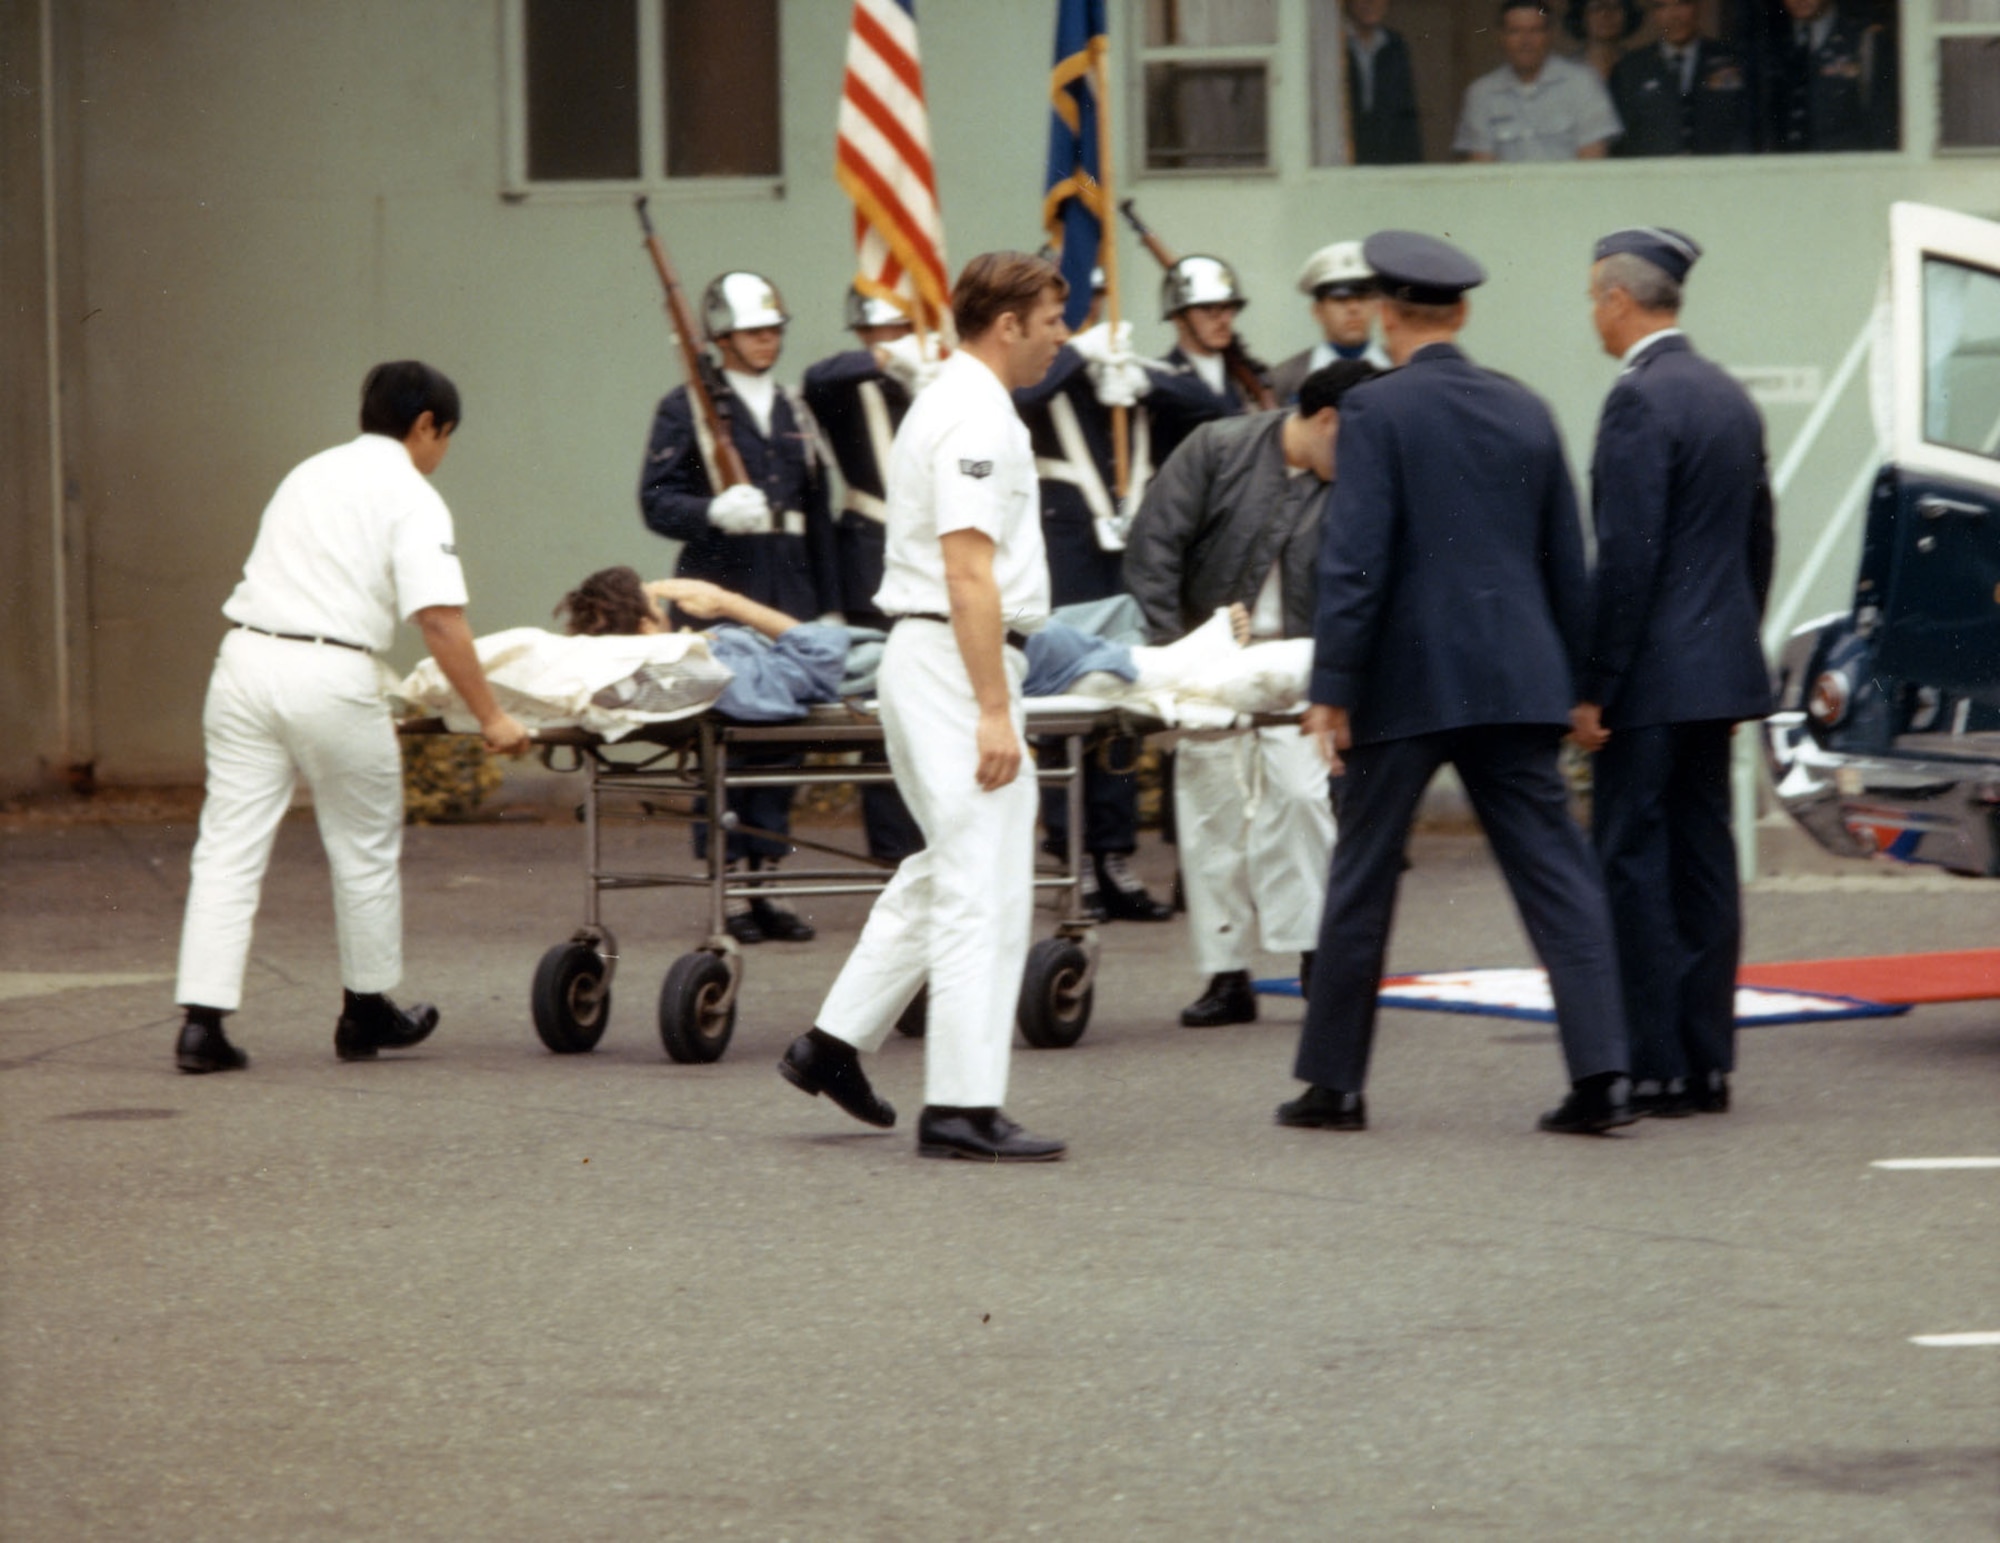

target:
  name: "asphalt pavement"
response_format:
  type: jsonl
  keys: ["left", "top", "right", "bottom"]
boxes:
{"left": 2, "top": 808, "right": 1995, "bottom": 1541}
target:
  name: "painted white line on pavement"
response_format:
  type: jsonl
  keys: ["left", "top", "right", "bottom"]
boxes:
{"left": 1910, "top": 1332, "right": 2000, "bottom": 1348}
{"left": 1871, "top": 1157, "right": 2000, "bottom": 1170}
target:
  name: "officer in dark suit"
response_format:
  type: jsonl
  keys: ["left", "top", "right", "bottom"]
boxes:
{"left": 1011, "top": 269, "right": 1200, "bottom": 922}
{"left": 1574, "top": 228, "right": 1775, "bottom": 1117}
{"left": 1610, "top": 0, "right": 1756, "bottom": 156}
{"left": 801, "top": 286, "right": 927, "bottom": 865}
{"left": 1279, "top": 231, "right": 1635, "bottom": 1137}
{"left": 1344, "top": 0, "right": 1424, "bottom": 165}
{"left": 1764, "top": 0, "right": 1896, "bottom": 153}
{"left": 639, "top": 270, "right": 837, "bottom": 942}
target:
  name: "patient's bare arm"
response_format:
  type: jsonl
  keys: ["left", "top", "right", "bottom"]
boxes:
{"left": 645, "top": 578, "right": 802, "bottom": 641}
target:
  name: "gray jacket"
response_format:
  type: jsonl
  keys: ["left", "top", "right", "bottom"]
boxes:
{"left": 1120, "top": 409, "right": 1326, "bottom": 644}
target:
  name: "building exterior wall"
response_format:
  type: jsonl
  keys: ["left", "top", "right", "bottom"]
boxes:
{"left": 9, "top": 0, "right": 1994, "bottom": 787}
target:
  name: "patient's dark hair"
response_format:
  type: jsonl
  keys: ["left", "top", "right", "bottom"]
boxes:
{"left": 359, "top": 360, "right": 461, "bottom": 438}
{"left": 555, "top": 566, "right": 651, "bottom": 636}
{"left": 1297, "top": 359, "right": 1382, "bottom": 417}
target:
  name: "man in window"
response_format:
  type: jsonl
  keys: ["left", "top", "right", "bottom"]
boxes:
{"left": 638, "top": 270, "right": 838, "bottom": 944}
{"left": 1764, "top": 0, "right": 1897, "bottom": 153}
{"left": 1454, "top": 0, "right": 1622, "bottom": 161}
{"left": 1271, "top": 242, "right": 1391, "bottom": 405}
{"left": 1344, "top": 0, "right": 1423, "bottom": 165}
{"left": 1610, "top": 0, "right": 1756, "bottom": 157}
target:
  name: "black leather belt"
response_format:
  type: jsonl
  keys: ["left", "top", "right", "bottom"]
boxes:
{"left": 889, "top": 613, "right": 1030, "bottom": 652}
{"left": 233, "top": 622, "right": 370, "bottom": 654}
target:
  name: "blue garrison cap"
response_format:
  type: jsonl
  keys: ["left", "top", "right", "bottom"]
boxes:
{"left": 1592, "top": 227, "right": 1702, "bottom": 284}
{"left": 1362, "top": 230, "right": 1487, "bottom": 306}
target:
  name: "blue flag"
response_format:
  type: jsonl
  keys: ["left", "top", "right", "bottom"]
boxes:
{"left": 1043, "top": 0, "right": 1108, "bottom": 330}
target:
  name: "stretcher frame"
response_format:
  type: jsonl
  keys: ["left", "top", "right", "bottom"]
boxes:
{"left": 408, "top": 698, "right": 1156, "bottom": 1063}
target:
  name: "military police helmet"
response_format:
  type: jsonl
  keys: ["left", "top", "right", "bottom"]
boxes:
{"left": 843, "top": 286, "right": 910, "bottom": 331}
{"left": 1160, "top": 255, "right": 1247, "bottom": 320}
{"left": 703, "top": 271, "right": 789, "bottom": 339}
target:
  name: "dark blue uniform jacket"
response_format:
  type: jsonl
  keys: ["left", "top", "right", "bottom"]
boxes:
{"left": 1311, "top": 343, "right": 1590, "bottom": 745}
{"left": 638, "top": 381, "right": 837, "bottom": 624}
{"left": 1583, "top": 333, "right": 1775, "bottom": 728}
{"left": 801, "top": 349, "right": 909, "bottom": 625}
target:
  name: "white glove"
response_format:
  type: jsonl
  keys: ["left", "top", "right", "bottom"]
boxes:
{"left": 1091, "top": 356, "right": 1149, "bottom": 409}
{"left": 1067, "top": 320, "right": 1125, "bottom": 368}
{"left": 876, "top": 333, "right": 942, "bottom": 396}
{"left": 708, "top": 484, "right": 773, "bottom": 535}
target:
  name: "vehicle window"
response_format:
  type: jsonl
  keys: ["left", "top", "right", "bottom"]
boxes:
{"left": 1924, "top": 256, "right": 2000, "bottom": 460}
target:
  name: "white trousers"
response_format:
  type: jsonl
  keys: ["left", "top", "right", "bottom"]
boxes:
{"left": 1175, "top": 727, "right": 1335, "bottom": 976}
{"left": 175, "top": 629, "right": 405, "bottom": 1012}
{"left": 817, "top": 622, "right": 1036, "bottom": 1109}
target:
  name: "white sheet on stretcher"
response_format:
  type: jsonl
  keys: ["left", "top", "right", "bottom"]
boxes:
{"left": 392, "top": 627, "right": 735, "bottom": 741}
{"left": 1068, "top": 636, "right": 1315, "bottom": 730}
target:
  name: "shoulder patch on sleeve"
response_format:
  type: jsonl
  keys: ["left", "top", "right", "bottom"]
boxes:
{"left": 958, "top": 459, "right": 993, "bottom": 479}
{"left": 440, "top": 542, "right": 457, "bottom": 556}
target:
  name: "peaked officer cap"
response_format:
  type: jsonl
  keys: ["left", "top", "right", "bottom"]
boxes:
{"left": 1362, "top": 231, "right": 1487, "bottom": 306}
{"left": 1296, "top": 241, "right": 1376, "bottom": 299}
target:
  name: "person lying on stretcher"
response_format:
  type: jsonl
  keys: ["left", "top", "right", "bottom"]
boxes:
{"left": 553, "top": 565, "right": 1290, "bottom": 721}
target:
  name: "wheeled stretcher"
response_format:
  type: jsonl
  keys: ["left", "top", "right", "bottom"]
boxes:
{"left": 407, "top": 698, "right": 1161, "bottom": 1064}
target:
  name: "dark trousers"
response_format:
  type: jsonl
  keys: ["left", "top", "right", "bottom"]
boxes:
{"left": 693, "top": 747, "right": 797, "bottom": 864}
{"left": 1592, "top": 720, "right": 1740, "bottom": 1085}
{"left": 1038, "top": 734, "right": 1141, "bottom": 856}
{"left": 861, "top": 780, "right": 925, "bottom": 863}
{"left": 1294, "top": 725, "right": 1629, "bottom": 1092}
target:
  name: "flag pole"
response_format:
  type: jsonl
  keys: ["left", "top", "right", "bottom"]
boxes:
{"left": 1092, "top": 38, "right": 1129, "bottom": 499}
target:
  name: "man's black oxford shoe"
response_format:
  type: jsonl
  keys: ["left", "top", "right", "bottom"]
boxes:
{"left": 1275, "top": 1085, "right": 1366, "bottom": 1130}
{"left": 1538, "top": 1073, "right": 1638, "bottom": 1135}
{"left": 750, "top": 898, "right": 815, "bottom": 942}
{"left": 1631, "top": 1078, "right": 1697, "bottom": 1118}
{"left": 334, "top": 991, "right": 439, "bottom": 1061}
{"left": 1180, "top": 970, "right": 1257, "bottom": 1028}
{"left": 1689, "top": 1071, "right": 1729, "bottom": 1113}
{"left": 1094, "top": 853, "right": 1173, "bottom": 923}
{"left": 779, "top": 1029, "right": 895, "bottom": 1128}
{"left": 916, "top": 1107, "right": 1065, "bottom": 1162}
{"left": 176, "top": 1014, "right": 248, "bottom": 1074}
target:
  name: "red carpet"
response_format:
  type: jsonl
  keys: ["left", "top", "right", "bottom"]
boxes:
{"left": 1736, "top": 949, "right": 2000, "bottom": 1006}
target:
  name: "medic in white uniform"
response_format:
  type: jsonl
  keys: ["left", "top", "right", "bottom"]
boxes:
{"left": 775, "top": 252, "right": 1073, "bottom": 1163}
{"left": 172, "top": 361, "right": 529, "bottom": 1074}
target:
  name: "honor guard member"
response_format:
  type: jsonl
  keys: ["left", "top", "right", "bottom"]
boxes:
{"left": 1270, "top": 242, "right": 1391, "bottom": 405}
{"left": 777, "top": 251, "right": 1070, "bottom": 1162}
{"left": 172, "top": 361, "right": 531, "bottom": 1074}
{"left": 1014, "top": 266, "right": 1218, "bottom": 922}
{"left": 1280, "top": 231, "right": 1636, "bottom": 1136}
{"left": 1153, "top": 255, "right": 1268, "bottom": 469}
{"left": 1766, "top": 0, "right": 1896, "bottom": 154}
{"left": 639, "top": 271, "right": 837, "bottom": 942}
{"left": 1574, "top": 228, "right": 1775, "bottom": 1117}
{"left": 1608, "top": 0, "right": 1754, "bottom": 157}
{"left": 801, "top": 286, "right": 927, "bottom": 864}
{"left": 1123, "top": 362, "right": 1376, "bottom": 1029}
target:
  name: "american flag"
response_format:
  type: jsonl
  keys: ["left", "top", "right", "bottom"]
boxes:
{"left": 835, "top": 0, "right": 951, "bottom": 337}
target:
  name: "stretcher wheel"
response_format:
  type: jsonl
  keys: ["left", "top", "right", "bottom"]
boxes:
{"left": 658, "top": 951, "right": 736, "bottom": 1064}
{"left": 531, "top": 942, "right": 611, "bottom": 1054}
{"left": 895, "top": 986, "right": 928, "bottom": 1039}
{"left": 1017, "top": 937, "right": 1092, "bottom": 1050}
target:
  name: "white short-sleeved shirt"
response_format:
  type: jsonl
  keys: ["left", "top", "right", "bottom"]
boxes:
{"left": 1452, "top": 54, "right": 1622, "bottom": 161}
{"left": 873, "top": 350, "right": 1050, "bottom": 631}
{"left": 222, "top": 433, "right": 470, "bottom": 653}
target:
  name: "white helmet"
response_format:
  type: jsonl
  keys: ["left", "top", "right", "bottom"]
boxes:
{"left": 1295, "top": 241, "right": 1377, "bottom": 298}
{"left": 1160, "top": 255, "right": 1246, "bottom": 319}
{"left": 844, "top": 286, "right": 910, "bottom": 331}
{"left": 703, "top": 271, "right": 789, "bottom": 339}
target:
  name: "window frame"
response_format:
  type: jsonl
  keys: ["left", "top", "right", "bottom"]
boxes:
{"left": 1933, "top": 8, "right": 2000, "bottom": 157}
{"left": 1131, "top": 6, "right": 1283, "bottom": 178}
{"left": 498, "top": 0, "right": 785, "bottom": 201}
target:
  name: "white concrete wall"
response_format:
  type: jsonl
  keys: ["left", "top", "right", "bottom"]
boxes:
{"left": 21, "top": 0, "right": 1998, "bottom": 786}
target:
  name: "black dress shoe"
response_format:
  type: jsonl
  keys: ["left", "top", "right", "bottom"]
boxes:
{"left": 1180, "top": 970, "right": 1257, "bottom": 1028}
{"left": 1275, "top": 1085, "right": 1366, "bottom": 1130}
{"left": 750, "top": 898, "right": 815, "bottom": 942}
{"left": 779, "top": 1029, "right": 895, "bottom": 1128}
{"left": 1538, "top": 1074, "right": 1638, "bottom": 1135}
{"left": 176, "top": 1014, "right": 248, "bottom": 1074}
{"left": 1094, "top": 853, "right": 1173, "bottom": 923}
{"left": 724, "top": 909, "right": 765, "bottom": 945}
{"left": 1689, "top": 1071, "right": 1730, "bottom": 1114}
{"left": 1073, "top": 873, "right": 1110, "bottom": 924}
{"left": 916, "top": 1106, "right": 1065, "bottom": 1162}
{"left": 1631, "top": 1078, "right": 1697, "bottom": 1118}
{"left": 334, "top": 991, "right": 439, "bottom": 1061}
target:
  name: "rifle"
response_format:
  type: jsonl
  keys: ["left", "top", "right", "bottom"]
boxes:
{"left": 635, "top": 196, "right": 749, "bottom": 489}
{"left": 1118, "top": 198, "right": 1277, "bottom": 412}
